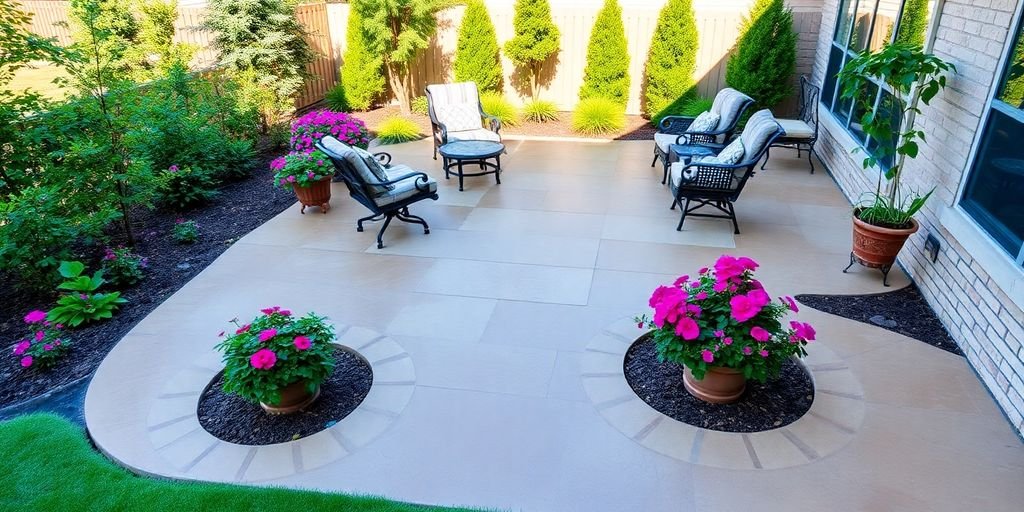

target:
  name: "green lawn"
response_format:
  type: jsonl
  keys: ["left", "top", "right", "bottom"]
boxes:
{"left": 0, "top": 414, "right": 487, "bottom": 512}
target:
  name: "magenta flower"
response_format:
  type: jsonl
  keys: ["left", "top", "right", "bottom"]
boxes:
{"left": 249, "top": 349, "right": 277, "bottom": 370}
{"left": 24, "top": 310, "right": 47, "bottom": 324}
{"left": 168, "top": 165, "right": 179, "bottom": 172}
{"left": 20, "top": 356, "right": 33, "bottom": 367}
{"left": 713, "top": 330, "right": 724, "bottom": 338}
{"left": 257, "top": 329, "right": 277, "bottom": 342}
{"left": 701, "top": 350, "right": 715, "bottom": 363}
{"left": 698, "top": 267, "right": 709, "bottom": 274}
{"left": 672, "top": 275, "right": 690, "bottom": 287}
{"left": 742, "top": 346, "right": 753, "bottom": 355}
{"left": 34, "top": 331, "right": 44, "bottom": 342}
{"left": 43, "top": 344, "right": 53, "bottom": 351}
{"left": 307, "top": 172, "right": 315, "bottom": 180}
{"left": 729, "top": 289, "right": 770, "bottom": 322}
{"left": 287, "top": 175, "right": 296, "bottom": 183}
{"left": 13, "top": 340, "right": 30, "bottom": 355}
{"left": 714, "top": 255, "right": 758, "bottom": 283}
{"left": 293, "top": 335, "right": 311, "bottom": 351}
{"left": 781, "top": 296, "right": 799, "bottom": 312}
{"left": 750, "top": 326, "right": 771, "bottom": 342}
{"left": 236, "top": 324, "right": 251, "bottom": 335}
{"left": 278, "top": 309, "right": 291, "bottom": 316}
{"left": 790, "top": 321, "right": 816, "bottom": 342}
{"left": 694, "top": 291, "right": 708, "bottom": 300}
{"left": 674, "top": 317, "right": 700, "bottom": 340}
{"left": 759, "top": 349, "right": 770, "bottom": 357}
{"left": 722, "top": 337, "right": 733, "bottom": 345}
{"left": 713, "top": 281, "right": 728, "bottom": 293}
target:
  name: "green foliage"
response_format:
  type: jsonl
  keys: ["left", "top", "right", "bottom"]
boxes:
{"left": 725, "top": 0, "right": 796, "bottom": 110}
{"left": 202, "top": 0, "right": 314, "bottom": 130}
{"left": 68, "top": 0, "right": 139, "bottom": 75}
{"left": 480, "top": 92, "right": 520, "bottom": 127}
{"left": 11, "top": 316, "right": 71, "bottom": 369}
{"left": 504, "top": 0, "right": 560, "bottom": 100}
{"left": 643, "top": 0, "right": 699, "bottom": 118}
{"left": 271, "top": 151, "right": 334, "bottom": 188}
{"left": 571, "top": 97, "right": 625, "bottom": 135}
{"left": 453, "top": 0, "right": 503, "bottom": 93}
{"left": 46, "top": 261, "right": 127, "bottom": 327}
{"left": 159, "top": 165, "right": 218, "bottom": 210}
{"left": 1000, "top": 35, "right": 1024, "bottom": 109}
{"left": 894, "top": 0, "right": 929, "bottom": 48}
{"left": 411, "top": 95, "right": 429, "bottom": 115}
{"left": 125, "top": 0, "right": 197, "bottom": 80}
{"left": 652, "top": 95, "right": 714, "bottom": 126}
{"left": 172, "top": 219, "right": 200, "bottom": 244}
{"left": 375, "top": 116, "right": 422, "bottom": 144}
{"left": 579, "top": 0, "right": 629, "bottom": 106}
{"left": 521, "top": 98, "right": 559, "bottom": 122}
{"left": 339, "top": 9, "right": 386, "bottom": 111}
{"left": 101, "top": 246, "right": 147, "bottom": 288}
{"left": 216, "top": 309, "right": 336, "bottom": 405}
{"left": 351, "top": 0, "right": 442, "bottom": 113}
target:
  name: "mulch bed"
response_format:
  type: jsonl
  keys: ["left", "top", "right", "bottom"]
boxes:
{"left": 197, "top": 346, "right": 372, "bottom": 445}
{"left": 624, "top": 333, "right": 814, "bottom": 433}
{"left": 0, "top": 153, "right": 296, "bottom": 410}
{"left": 796, "top": 285, "right": 962, "bottom": 356}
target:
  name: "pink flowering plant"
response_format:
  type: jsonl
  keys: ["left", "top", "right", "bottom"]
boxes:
{"left": 290, "top": 110, "right": 369, "bottom": 153}
{"left": 101, "top": 246, "right": 148, "bottom": 288}
{"left": 215, "top": 307, "right": 336, "bottom": 405}
{"left": 271, "top": 150, "right": 334, "bottom": 188}
{"left": 637, "top": 255, "right": 815, "bottom": 382}
{"left": 12, "top": 310, "right": 70, "bottom": 369}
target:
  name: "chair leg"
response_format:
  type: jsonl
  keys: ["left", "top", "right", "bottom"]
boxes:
{"left": 375, "top": 214, "right": 395, "bottom": 249}
{"left": 807, "top": 144, "right": 816, "bottom": 174}
{"left": 357, "top": 213, "right": 381, "bottom": 232}
{"left": 761, "top": 146, "right": 771, "bottom": 170}
{"left": 396, "top": 209, "right": 430, "bottom": 234}
{"left": 670, "top": 197, "right": 677, "bottom": 210}
{"left": 727, "top": 202, "right": 740, "bottom": 234}
{"left": 662, "top": 159, "right": 671, "bottom": 185}
{"left": 676, "top": 198, "right": 691, "bottom": 231}
{"left": 651, "top": 150, "right": 659, "bottom": 168}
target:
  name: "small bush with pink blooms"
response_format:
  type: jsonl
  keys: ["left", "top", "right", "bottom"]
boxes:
{"left": 215, "top": 307, "right": 336, "bottom": 405}
{"left": 271, "top": 150, "right": 334, "bottom": 189}
{"left": 290, "top": 110, "right": 370, "bottom": 153}
{"left": 637, "top": 255, "right": 814, "bottom": 382}
{"left": 101, "top": 247, "right": 148, "bottom": 288}
{"left": 12, "top": 310, "right": 71, "bottom": 369}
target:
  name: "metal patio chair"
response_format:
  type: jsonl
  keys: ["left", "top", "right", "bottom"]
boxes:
{"left": 426, "top": 82, "right": 501, "bottom": 160}
{"left": 761, "top": 76, "right": 821, "bottom": 173}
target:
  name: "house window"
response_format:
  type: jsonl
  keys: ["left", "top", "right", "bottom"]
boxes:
{"left": 961, "top": 19, "right": 1024, "bottom": 264}
{"left": 821, "top": 0, "right": 935, "bottom": 165}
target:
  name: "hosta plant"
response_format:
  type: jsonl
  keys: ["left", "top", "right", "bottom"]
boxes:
{"left": 101, "top": 246, "right": 148, "bottom": 288}
{"left": 47, "top": 261, "right": 127, "bottom": 328}
{"left": 270, "top": 150, "right": 334, "bottom": 188}
{"left": 637, "top": 255, "right": 814, "bottom": 382}
{"left": 290, "top": 110, "right": 369, "bottom": 153}
{"left": 12, "top": 310, "right": 71, "bottom": 369}
{"left": 215, "top": 307, "right": 336, "bottom": 405}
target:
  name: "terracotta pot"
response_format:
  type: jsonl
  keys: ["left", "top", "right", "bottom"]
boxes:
{"left": 851, "top": 210, "right": 919, "bottom": 268}
{"left": 260, "top": 380, "right": 320, "bottom": 415}
{"left": 293, "top": 176, "right": 332, "bottom": 214}
{"left": 683, "top": 366, "right": 747, "bottom": 404}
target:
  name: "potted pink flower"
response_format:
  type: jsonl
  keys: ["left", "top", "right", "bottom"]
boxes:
{"left": 271, "top": 150, "right": 335, "bottom": 214}
{"left": 215, "top": 307, "right": 336, "bottom": 414}
{"left": 11, "top": 310, "right": 70, "bottom": 369}
{"left": 637, "top": 255, "right": 815, "bottom": 404}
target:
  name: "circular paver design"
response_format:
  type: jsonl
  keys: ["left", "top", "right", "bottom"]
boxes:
{"left": 584, "top": 318, "right": 865, "bottom": 470}
{"left": 146, "top": 325, "right": 414, "bottom": 482}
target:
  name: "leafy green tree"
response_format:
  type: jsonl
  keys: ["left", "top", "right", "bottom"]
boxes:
{"left": 338, "top": 9, "right": 386, "bottom": 111}
{"left": 1000, "top": 35, "right": 1024, "bottom": 109}
{"left": 124, "top": 0, "right": 196, "bottom": 80}
{"left": 894, "top": 0, "right": 929, "bottom": 47}
{"left": 351, "top": 0, "right": 442, "bottom": 113}
{"left": 453, "top": 0, "right": 503, "bottom": 92}
{"left": 68, "top": 0, "right": 139, "bottom": 74}
{"left": 725, "top": 0, "right": 797, "bottom": 110}
{"left": 643, "top": 0, "right": 698, "bottom": 118}
{"left": 202, "top": 0, "right": 314, "bottom": 130}
{"left": 504, "top": 0, "right": 560, "bottom": 101}
{"left": 578, "top": 0, "right": 629, "bottom": 105}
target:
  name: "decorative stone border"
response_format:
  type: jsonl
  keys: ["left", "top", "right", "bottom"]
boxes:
{"left": 145, "top": 324, "right": 415, "bottom": 483}
{"left": 583, "top": 318, "right": 865, "bottom": 470}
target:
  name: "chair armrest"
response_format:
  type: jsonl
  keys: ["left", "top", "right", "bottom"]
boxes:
{"left": 372, "top": 152, "right": 392, "bottom": 166}
{"left": 676, "top": 161, "right": 746, "bottom": 189}
{"left": 483, "top": 114, "right": 501, "bottom": 134}
{"left": 658, "top": 115, "right": 696, "bottom": 134}
{"left": 430, "top": 120, "right": 448, "bottom": 144}
{"left": 364, "top": 171, "right": 433, "bottom": 192}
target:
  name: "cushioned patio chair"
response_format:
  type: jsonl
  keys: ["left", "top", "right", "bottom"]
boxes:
{"left": 652, "top": 88, "right": 754, "bottom": 184}
{"left": 668, "top": 109, "right": 783, "bottom": 234}
{"left": 426, "top": 82, "right": 501, "bottom": 159}
{"left": 761, "top": 76, "right": 820, "bottom": 173}
{"left": 316, "top": 136, "right": 439, "bottom": 249}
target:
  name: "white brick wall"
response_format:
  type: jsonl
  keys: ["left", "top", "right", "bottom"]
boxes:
{"left": 812, "top": 0, "right": 1024, "bottom": 436}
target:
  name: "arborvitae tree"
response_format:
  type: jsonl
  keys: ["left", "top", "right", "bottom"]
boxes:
{"left": 504, "top": 0, "right": 560, "bottom": 100}
{"left": 453, "top": 0, "right": 503, "bottom": 92}
{"left": 578, "top": 0, "right": 629, "bottom": 105}
{"left": 125, "top": 0, "right": 196, "bottom": 80}
{"left": 643, "top": 0, "right": 698, "bottom": 118}
{"left": 352, "top": 0, "right": 441, "bottom": 113}
{"left": 725, "top": 0, "right": 797, "bottom": 110}
{"left": 894, "top": 0, "right": 929, "bottom": 47}
{"left": 339, "top": 9, "right": 386, "bottom": 111}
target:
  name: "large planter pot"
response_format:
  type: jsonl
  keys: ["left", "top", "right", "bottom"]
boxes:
{"left": 851, "top": 210, "right": 919, "bottom": 268}
{"left": 683, "top": 366, "right": 747, "bottom": 404}
{"left": 293, "top": 176, "right": 332, "bottom": 214}
{"left": 260, "top": 380, "right": 320, "bottom": 415}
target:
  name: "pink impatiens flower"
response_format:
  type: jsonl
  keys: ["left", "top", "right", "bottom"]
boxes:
{"left": 293, "top": 335, "right": 311, "bottom": 350}
{"left": 722, "top": 337, "right": 733, "bottom": 345}
{"left": 781, "top": 296, "right": 799, "bottom": 312}
{"left": 20, "top": 356, "right": 33, "bottom": 367}
{"left": 24, "top": 310, "right": 47, "bottom": 324}
{"left": 759, "top": 349, "right": 770, "bottom": 357}
{"left": 672, "top": 275, "right": 690, "bottom": 287}
{"left": 713, "top": 330, "right": 724, "bottom": 338}
{"left": 13, "top": 340, "right": 30, "bottom": 355}
{"left": 750, "top": 326, "right": 771, "bottom": 342}
{"left": 236, "top": 324, "right": 251, "bottom": 335}
{"left": 713, "top": 255, "right": 759, "bottom": 283}
{"left": 742, "top": 346, "right": 753, "bottom": 355}
{"left": 34, "top": 331, "right": 44, "bottom": 342}
{"left": 701, "top": 350, "right": 715, "bottom": 363}
{"left": 675, "top": 317, "right": 700, "bottom": 340}
{"left": 729, "top": 289, "right": 770, "bottom": 322}
{"left": 257, "top": 329, "right": 277, "bottom": 342}
{"left": 249, "top": 349, "right": 277, "bottom": 370}
{"left": 790, "top": 321, "right": 817, "bottom": 342}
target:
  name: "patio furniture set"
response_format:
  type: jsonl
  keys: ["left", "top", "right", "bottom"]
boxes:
{"left": 317, "top": 79, "right": 820, "bottom": 247}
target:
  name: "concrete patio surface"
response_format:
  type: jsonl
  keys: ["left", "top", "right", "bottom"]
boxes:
{"left": 85, "top": 139, "right": 1024, "bottom": 511}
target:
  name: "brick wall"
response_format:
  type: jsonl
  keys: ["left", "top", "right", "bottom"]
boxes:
{"left": 812, "top": 0, "right": 1024, "bottom": 436}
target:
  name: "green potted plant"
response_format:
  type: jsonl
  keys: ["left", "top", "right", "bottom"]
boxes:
{"left": 837, "top": 43, "right": 954, "bottom": 280}
{"left": 216, "top": 307, "right": 336, "bottom": 414}
{"left": 638, "top": 255, "right": 814, "bottom": 404}
{"left": 271, "top": 150, "right": 335, "bottom": 214}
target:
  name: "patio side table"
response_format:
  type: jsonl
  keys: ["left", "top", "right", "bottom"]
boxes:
{"left": 438, "top": 140, "right": 505, "bottom": 191}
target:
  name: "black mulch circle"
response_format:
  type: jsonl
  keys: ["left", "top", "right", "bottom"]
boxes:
{"left": 624, "top": 333, "right": 814, "bottom": 433}
{"left": 796, "top": 284, "right": 962, "bottom": 356}
{"left": 198, "top": 346, "right": 373, "bottom": 445}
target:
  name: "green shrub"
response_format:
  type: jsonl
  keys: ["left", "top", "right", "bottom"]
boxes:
{"left": 339, "top": 9, "right": 386, "bottom": 111}
{"left": 579, "top": 0, "right": 630, "bottom": 105}
{"left": 572, "top": 97, "right": 625, "bottom": 135}
{"left": 172, "top": 219, "right": 200, "bottom": 244}
{"left": 47, "top": 261, "right": 127, "bottom": 328}
{"left": 652, "top": 95, "right": 714, "bottom": 126}
{"left": 376, "top": 116, "right": 422, "bottom": 144}
{"left": 725, "top": 0, "right": 797, "bottom": 110}
{"left": 894, "top": 0, "right": 929, "bottom": 47}
{"left": 522, "top": 99, "right": 559, "bottom": 122}
{"left": 480, "top": 92, "right": 520, "bottom": 127}
{"left": 12, "top": 313, "right": 71, "bottom": 369}
{"left": 101, "top": 246, "right": 147, "bottom": 288}
{"left": 504, "top": 0, "right": 560, "bottom": 100}
{"left": 454, "top": 0, "right": 503, "bottom": 92}
{"left": 159, "top": 165, "right": 218, "bottom": 210}
{"left": 411, "top": 95, "right": 429, "bottom": 115}
{"left": 644, "top": 0, "right": 699, "bottom": 118}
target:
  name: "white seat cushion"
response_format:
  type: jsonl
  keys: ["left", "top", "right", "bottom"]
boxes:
{"left": 437, "top": 103, "right": 482, "bottom": 132}
{"left": 655, "top": 132, "right": 685, "bottom": 153}
{"left": 320, "top": 137, "right": 392, "bottom": 194}
{"left": 373, "top": 166, "right": 438, "bottom": 206}
{"left": 776, "top": 118, "right": 815, "bottom": 139}
{"left": 447, "top": 128, "right": 501, "bottom": 143}
{"left": 669, "top": 162, "right": 690, "bottom": 187}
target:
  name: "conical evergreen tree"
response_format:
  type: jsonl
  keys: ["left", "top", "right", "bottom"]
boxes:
{"left": 578, "top": 0, "right": 630, "bottom": 106}
{"left": 643, "top": 0, "right": 698, "bottom": 118}
{"left": 453, "top": 0, "right": 503, "bottom": 92}
{"left": 340, "top": 9, "right": 386, "bottom": 111}
{"left": 504, "top": 0, "right": 560, "bottom": 101}
{"left": 725, "top": 0, "right": 797, "bottom": 110}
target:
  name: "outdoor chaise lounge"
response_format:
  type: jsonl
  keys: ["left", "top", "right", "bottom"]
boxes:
{"left": 316, "top": 135, "right": 438, "bottom": 249}
{"left": 761, "top": 75, "right": 820, "bottom": 173}
{"left": 652, "top": 88, "right": 754, "bottom": 184}
{"left": 426, "top": 82, "right": 501, "bottom": 160}
{"left": 668, "top": 109, "right": 783, "bottom": 234}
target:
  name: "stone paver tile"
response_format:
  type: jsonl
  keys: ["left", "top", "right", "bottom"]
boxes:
{"left": 458, "top": 207, "right": 606, "bottom": 237}
{"left": 697, "top": 430, "right": 756, "bottom": 470}
{"left": 746, "top": 430, "right": 812, "bottom": 469}
{"left": 386, "top": 295, "right": 497, "bottom": 342}
{"left": 582, "top": 373, "right": 635, "bottom": 405}
{"left": 546, "top": 351, "right": 588, "bottom": 402}
{"left": 412, "top": 259, "right": 594, "bottom": 305}
{"left": 783, "top": 412, "right": 854, "bottom": 460}
{"left": 296, "top": 430, "right": 350, "bottom": 473}
{"left": 335, "top": 407, "right": 394, "bottom": 448}
{"left": 156, "top": 428, "right": 219, "bottom": 471}
{"left": 638, "top": 417, "right": 699, "bottom": 462}
{"left": 480, "top": 301, "right": 622, "bottom": 352}
{"left": 398, "top": 336, "right": 556, "bottom": 397}
{"left": 601, "top": 397, "right": 663, "bottom": 438}
{"left": 149, "top": 415, "right": 202, "bottom": 450}
{"left": 147, "top": 395, "right": 200, "bottom": 427}
{"left": 580, "top": 350, "right": 624, "bottom": 375}
{"left": 242, "top": 443, "right": 295, "bottom": 482}
{"left": 188, "top": 442, "right": 254, "bottom": 482}
{"left": 587, "top": 269, "right": 679, "bottom": 310}
{"left": 372, "top": 228, "right": 600, "bottom": 269}
{"left": 807, "top": 392, "right": 864, "bottom": 433}
{"left": 602, "top": 215, "right": 736, "bottom": 248}
{"left": 586, "top": 332, "right": 631, "bottom": 355}
{"left": 371, "top": 354, "right": 415, "bottom": 382}
{"left": 359, "top": 380, "right": 416, "bottom": 414}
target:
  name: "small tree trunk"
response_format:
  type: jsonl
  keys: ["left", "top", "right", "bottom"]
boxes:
{"left": 530, "top": 62, "right": 539, "bottom": 101}
{"left": 387, "top": 62, "right": 412, "bottom": 114}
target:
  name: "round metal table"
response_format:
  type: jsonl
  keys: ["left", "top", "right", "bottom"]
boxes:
{"left": 438, "top": 140, "right": 505, "bottom": 191}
